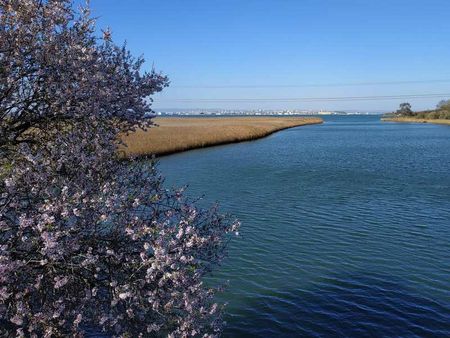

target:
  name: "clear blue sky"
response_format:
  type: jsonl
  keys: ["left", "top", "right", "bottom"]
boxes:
{"left": 87, "top": 0, "right": 450, "bottom": 112}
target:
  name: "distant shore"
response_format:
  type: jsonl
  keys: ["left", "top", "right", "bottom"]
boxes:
{"left": 121, "top": 116, "right": 323, "bottom": 158}
{"left": 382, "top": 117, "right": 450, "bottom": 126}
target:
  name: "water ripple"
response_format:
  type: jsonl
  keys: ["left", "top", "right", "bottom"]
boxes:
{"left": 159, "top": 116, "right": 450, "bottom": 337}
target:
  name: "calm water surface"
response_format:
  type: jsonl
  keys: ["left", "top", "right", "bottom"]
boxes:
{"left": 158, "top": 116, "right": 450, "bottom": 337}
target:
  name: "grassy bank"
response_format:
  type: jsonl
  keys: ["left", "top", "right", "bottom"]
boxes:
{"left": 120, "top": 116, "right": 323, "bottom": 158}
{"left": 382, "top": 117, "right": 450, "bottom": 125}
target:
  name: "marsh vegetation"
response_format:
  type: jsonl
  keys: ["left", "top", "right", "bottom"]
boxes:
{"left": 121, "top": 116, "right": 323, "bottom": 157}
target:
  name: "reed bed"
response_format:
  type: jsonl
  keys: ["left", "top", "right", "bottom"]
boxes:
{"left": 382, "top": 117, "right": 450, "bottom": 125}
{"left": 120, "top": 116, "right": 323, "bottom": 158}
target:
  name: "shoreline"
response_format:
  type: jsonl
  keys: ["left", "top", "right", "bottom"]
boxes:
{"left": 381, "top": 117, "right": 450, "bottom": 126}
{"left": 120, "top": 117, "right": 323, "bottom": 158}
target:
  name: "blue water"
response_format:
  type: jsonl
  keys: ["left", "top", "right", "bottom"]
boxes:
{"left": 158, "top": 116, "right": 450, "bottom": 337}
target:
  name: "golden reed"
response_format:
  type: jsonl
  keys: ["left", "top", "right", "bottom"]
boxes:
{"left": 120, "top": 116, "right": 323, "bottom": 158}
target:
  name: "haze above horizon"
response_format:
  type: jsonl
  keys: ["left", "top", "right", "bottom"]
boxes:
{"left": 88, "top": 0, "right": 450, "bottom": 111}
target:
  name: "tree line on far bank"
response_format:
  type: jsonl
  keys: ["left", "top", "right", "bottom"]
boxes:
{"left": 394, "top": 99, "right": 450, "bottom": 119}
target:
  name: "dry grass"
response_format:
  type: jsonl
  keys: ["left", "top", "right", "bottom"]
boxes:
{"left": 382, "top": 117, "right": 450, "bottom": 125}
{"left": 120, "top": 116, "right": 323, "bottom": 158}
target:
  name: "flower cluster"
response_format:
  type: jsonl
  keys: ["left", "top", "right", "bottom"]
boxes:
{"left": 0, "top": 0, "right": 168, "bottom": 161}
{"left": 0, "top": 1, "right": 239, "bottom": 336}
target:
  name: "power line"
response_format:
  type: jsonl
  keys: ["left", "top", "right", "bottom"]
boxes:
{"left": 171, "top": 79, "right": 450, "bottom": 89}
{"left": 156, "top": 93, "right": 450, "bottom": 103}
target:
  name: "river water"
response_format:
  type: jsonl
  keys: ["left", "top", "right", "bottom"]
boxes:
{"left": 158, "top": 116, "right": 450, "bottom": 337}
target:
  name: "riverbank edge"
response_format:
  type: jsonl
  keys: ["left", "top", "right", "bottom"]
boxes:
{"left": 121, "top": 118, "right": 323, "bottom": 159}
{"left": 381, "top": 117, "right": 450, "bottom": 126}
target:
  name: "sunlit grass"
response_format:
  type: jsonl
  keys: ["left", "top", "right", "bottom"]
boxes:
{"left": 120, "top": 116, "right": 323, "bottom": 158}
{"left": 382, "top": 117, "right": 450, "bottom": 125}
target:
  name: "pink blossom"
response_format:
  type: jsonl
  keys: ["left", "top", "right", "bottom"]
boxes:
{"left": 10, "top": 315, "right": 23, "bottom": 326}
{"left": 73, "top": 314, "right": 82, "bottom": 327}
{"left": 54, "top": 276, "right": 69, "bottom": 289}
{"left": 0, "top": 0, "right": 238, "bottom": 336}
{"left": 0, "top": 287, "right": 11, "bottom": 301}
{"left": 119, "top": 292, "right": 131, "bottom": 300}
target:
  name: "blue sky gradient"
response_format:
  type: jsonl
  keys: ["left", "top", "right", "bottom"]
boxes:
{"left": 87, "top": 0, "right": 450, "bottom": 111}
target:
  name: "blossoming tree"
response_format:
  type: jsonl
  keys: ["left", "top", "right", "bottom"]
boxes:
{"left": 0, "top": 0, "right": 239, "bottom": 336}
